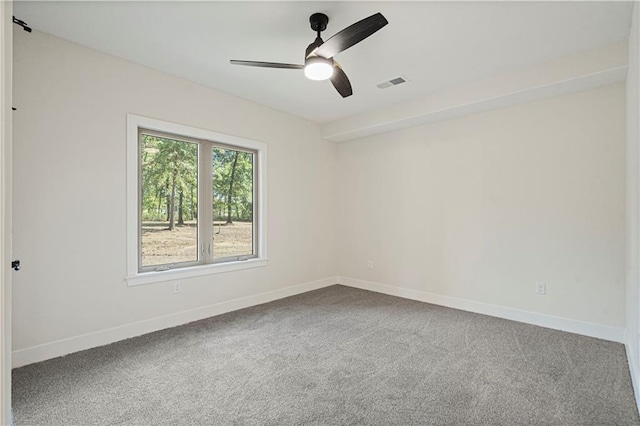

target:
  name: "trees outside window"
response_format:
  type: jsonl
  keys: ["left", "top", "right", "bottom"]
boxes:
{"left": 139, "top": 129, "right": 256, "bottom": 271}
{"left": 212, "top": 147, "right": 254, "bottom": 260}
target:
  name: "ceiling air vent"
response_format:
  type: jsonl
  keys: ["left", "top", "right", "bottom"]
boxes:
{"left": 377, "top": 76, "right": 408, "bottom": 89}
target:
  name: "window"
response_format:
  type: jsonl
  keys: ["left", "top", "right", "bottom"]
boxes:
{"left": 127, "top": 115, "right": 267, "bottom": 286}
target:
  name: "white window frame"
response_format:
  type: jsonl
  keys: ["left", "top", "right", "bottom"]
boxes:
{"left": 126, "top": 114, "right": 267, "bottom": 286}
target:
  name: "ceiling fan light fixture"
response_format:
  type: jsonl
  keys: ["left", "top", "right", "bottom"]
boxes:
{"left": 304, "top": 56, "right": 334, "bottom": 81}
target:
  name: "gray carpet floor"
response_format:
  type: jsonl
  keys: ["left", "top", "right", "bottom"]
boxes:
{"left": 12, "top": 285, "right": 640, "bottom": 425}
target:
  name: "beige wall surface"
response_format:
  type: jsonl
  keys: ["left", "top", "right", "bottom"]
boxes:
{"left": 11, "top": 29, "right": 338, "bottom": 351}
{"left": 338, "top": 83, "right": 626, "bottom": 328}
{"left": 11, "top": 25, "right": 629, "bottom": 358}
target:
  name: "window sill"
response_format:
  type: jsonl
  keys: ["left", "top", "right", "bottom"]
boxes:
{"left": 125, "top": 258, "right": 269, "bottom": 287}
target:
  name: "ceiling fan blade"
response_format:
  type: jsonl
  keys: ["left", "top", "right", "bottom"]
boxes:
{"left": 230, "top": 60, "right": 304, "bottom": 70}
{"left": 311, "top": 13, "right": 388, "bottom": 59}
{"left": 331, "top": 63, "right": 352, "bottom": 98}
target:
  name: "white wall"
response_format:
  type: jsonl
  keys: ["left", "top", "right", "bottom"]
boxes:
{"left": 626, "top": 1, "right": 640, "bottom": 408}
{"left": 338, "top": 84, "right": 626, "bottom": 333}
{"left": 11, "top": 29, "right": 337, "bottom": 360}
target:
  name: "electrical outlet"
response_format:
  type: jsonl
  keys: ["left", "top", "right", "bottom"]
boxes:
{"left": 535, "top": 282, "right": 546, "bottom": 295}
{"left": 173, "top": 282, "right": 181, "bottom": 294}
{"left": 367, "top": 260, "right": 374, "bottom": 269}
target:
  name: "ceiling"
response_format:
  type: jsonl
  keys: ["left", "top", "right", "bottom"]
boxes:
{"left": 13, "top": 1, "right": 634, "bottom": 124}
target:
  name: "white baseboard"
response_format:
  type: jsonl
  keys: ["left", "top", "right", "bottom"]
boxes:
{"left": 13, "top": 275, "right": 625, "bottom": 368}
{"left": 625, "top": 331, "right": 640, "bottom": 411}
{"left": 338, "top": 276, "right": 624, "bottom": 343}
{"left": 12, "top": 276, "right": 338, "bottom": 368}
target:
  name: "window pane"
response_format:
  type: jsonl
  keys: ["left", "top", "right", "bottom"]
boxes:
{"left": 140, "top": 134, "right": 198, "bottom": 268}
{"left": 212, "top": 147, "right": 254, "bottom": 260}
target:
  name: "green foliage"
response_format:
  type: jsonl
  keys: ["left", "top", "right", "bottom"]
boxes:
{"left": 140, "top": 135, "right": 198, "bottom": 225}
{"left": 140, "top": 135, "right": 254, "bottom": 226}
{"left": 213, "top": 147, "right": 253, "bottom": 222}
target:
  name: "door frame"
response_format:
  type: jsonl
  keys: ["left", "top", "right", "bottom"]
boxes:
{"left": 1, "top": 1, "right": 13, "bottom": 424}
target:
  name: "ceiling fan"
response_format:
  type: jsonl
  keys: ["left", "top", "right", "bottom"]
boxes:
{"left": 230, "top": 12, "right": 388, "bottom": 98}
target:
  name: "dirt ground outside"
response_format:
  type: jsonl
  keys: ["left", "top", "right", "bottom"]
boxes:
{"left": 141, "top": 221, "right": 253, "bottom": 267}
